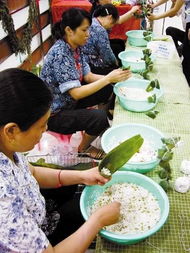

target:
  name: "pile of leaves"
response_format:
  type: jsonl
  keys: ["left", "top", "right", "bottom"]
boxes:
{"left": 157, "top": 137, "right": 181, "bottom": 191}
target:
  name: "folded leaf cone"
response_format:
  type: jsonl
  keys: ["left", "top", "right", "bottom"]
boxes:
{"left": 99, "top": 134, "right": 144, "bottom": 175}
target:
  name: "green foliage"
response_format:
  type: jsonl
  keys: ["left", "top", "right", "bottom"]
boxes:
{"left": 139, "top": 49, "right": 154, "bottom": 80}
{"left": 99, "top": 135, "right": 144, "bottom": 176}
{"left": 146, "top": 79, "right": 160, "bottom": 92}
{"left": 147, "top": 94, "right": 156, "bottom": 103}
{"left": 145, "top": 110, "right": 159, "bottom": 119}
{"left": 157, "top": 137, "right": 180, "bottom": 192}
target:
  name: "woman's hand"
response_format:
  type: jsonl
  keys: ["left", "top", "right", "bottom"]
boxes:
{"left": 107, "top": 68, "right": 132, "bottom": 83}
{"left": 93, "top": 202, "right": 121, "bottom": 227}
{"left": 147, "top": 13, "right": 159, "bottom": 20}
{"left": 81, "top": 167, "right": 110, "bottom": 185}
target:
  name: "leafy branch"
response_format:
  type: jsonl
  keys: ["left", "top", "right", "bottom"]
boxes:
{"left": 140, "top": 49, "right": 154, "bottom": 80}
{"left": 157, "top": 137, "right": 180, "bottom": 191}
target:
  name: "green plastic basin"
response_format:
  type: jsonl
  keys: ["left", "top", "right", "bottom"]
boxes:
{"left": 80, "top": 171, "right": 169, "bottom": 245}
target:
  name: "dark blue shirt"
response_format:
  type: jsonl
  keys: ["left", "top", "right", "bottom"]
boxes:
{"left": 40, "top": 39, "right": 90, "bottom": 112}
{"left": 82, "top": 18, "right": 116, "bottom": 68}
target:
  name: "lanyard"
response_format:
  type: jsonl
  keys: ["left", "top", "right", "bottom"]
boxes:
{"left": 73, "top": 48, "right": 83, "bottom": 82}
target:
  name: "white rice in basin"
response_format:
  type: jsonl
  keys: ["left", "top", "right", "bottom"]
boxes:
{"left": 91, "top": 183, "right": 161, "bottom": 234}
{"left": 119, "top": 87, "right": 153, "bottom": 101}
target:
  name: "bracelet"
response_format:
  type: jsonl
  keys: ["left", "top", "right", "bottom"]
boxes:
{"left": 57, "top": 170, "right": 62, "bottom": 188}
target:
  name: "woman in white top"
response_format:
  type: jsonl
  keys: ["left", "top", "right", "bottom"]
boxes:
{"left": 148, "top": 0, "right": 190, "bottom": 86}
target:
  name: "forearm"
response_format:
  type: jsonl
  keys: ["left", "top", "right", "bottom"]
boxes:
{"left": 152, "top": 0, "right": 168, "bottom": 8}
{"left": 54, "top": 215, "right": 101, "bottom": 253}
{"left": 69, "top": 74, "right": 110, "bottom": 100}
{"left": 31, "top": 165, "right": 83, "bottom": 188}
{"left": 153, "top": 7, "right": 178, "bottom": 19}
{"left": 118, "top": 9, "right": 134, "bottom": 24}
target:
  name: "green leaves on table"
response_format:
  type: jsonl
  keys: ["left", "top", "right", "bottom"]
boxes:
{"left": 145, "top": 110, "right": 159, "bottom": 119}
{"left": 99, "top": 135, "right": 144, "bottom": 177}
{"left": 29, "top": 158, "right": 98, "bottom": 171}
{"left": 146, "top": 79, "right": 160, "bottom": 92}
{"left": 140, "top": 49, "right": 154, "bottom": 80}
{"left": 157, "top": 137, "right": 180, "bottom": 192}
{"left": 30, "top": 158, "right": 65, "bottom": 169}
{"left": 148, "top": 94, "right": 157, "bottom": 103}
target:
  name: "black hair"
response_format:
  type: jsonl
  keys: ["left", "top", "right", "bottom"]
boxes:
{"left": 90, "top": 0, "right": 99, "bottom": 16}
{"left": 52, "top": 8, "right": 92, "bottom": 40}
{"left": 0, "top": 68, "right": 52, "bottom": 131}
{"left": 93, "top": 4, "right": 119, "bottom": 22}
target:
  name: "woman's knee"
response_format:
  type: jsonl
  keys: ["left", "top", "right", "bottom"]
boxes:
{"left": 86, "top": 109, "right": 109, "bottom": 136}
{"left": 166, "top": 26, "right": 175, "bottom": 36}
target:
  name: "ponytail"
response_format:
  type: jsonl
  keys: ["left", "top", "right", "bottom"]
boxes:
{"left": 52, "top": 21, "right": 64, "bottom": 40}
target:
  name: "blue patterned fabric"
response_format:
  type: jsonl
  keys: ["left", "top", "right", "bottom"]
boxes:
{"left": 82, "top": 18, "right": 116, "bottom": 68}
{"left": 185, "top": 0, "right": 190, "bottom": 23}
{"left": 0, "top": 152, "right": 49, "bottom": 253}
{"left": 40, "top": 39, "right": 91, "bottom": 113}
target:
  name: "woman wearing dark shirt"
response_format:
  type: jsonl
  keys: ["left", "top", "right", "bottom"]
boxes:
{"left": 40, "top": 8, "right": 131, "bottom": 159}
{"left": 89, "top": 0, "right": 139, "bottom": 62}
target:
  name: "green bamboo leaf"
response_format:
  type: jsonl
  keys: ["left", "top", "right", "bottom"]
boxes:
{"left": 159, "top": 161, "right": 171, "bottom": 173}
{"left": 157, "top": 146, "right": 167, "bottom": 159}
{"left": 161, "top": 137, "right": 180, "bottom": 149}
{"left": 143, "top": 49, "right": 152, "bottom": 56}
{"left": 144, "top": 36, "right": 152, "bottom": 42}
{"left": 147, "top": 94, "right": 156, "bottom": 103}
{"left": 99, "top": 135, "right": 144, "bottom": 176}
{"left": 155, "top": 79, "right": 160, "bottom": 89}
{"left": 159, "top": 180, "right": 171, "bottom": 192}
{"left": 147, "top": 64, "right": 153, "bottom": 71}
{"left": 158, "top": 169, "right": 168, "bottom": 179}
{"left": 145, "top": 110, "right": 159, "bottom": 119}
{"left": 30, "top": 159, "right": 65, "bottom": 169}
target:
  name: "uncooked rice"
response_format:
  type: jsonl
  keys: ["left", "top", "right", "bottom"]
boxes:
{"left": 91, "top": 183, "right": 160, "bottom": 234}
{"left": 119, "top": 87, "right": 153, "bottom": 101}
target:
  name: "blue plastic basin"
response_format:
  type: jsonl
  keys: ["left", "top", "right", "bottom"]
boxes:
{"left": 80, "top": 171, "right": 169, "bottom": 245}
{"left": 114, "top": 79, "right": 163, "bottom": 112}
{"left": 126, "top": 30, "right": 153, "bottom": 47}
{"left": 101, "top": 123, "right": 164, "bottom": 173}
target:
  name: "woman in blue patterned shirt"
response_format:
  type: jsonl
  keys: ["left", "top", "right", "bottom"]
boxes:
{"left": 89, "top": 1, "right": 140, "bottom": 65}
{"left": 40, "top": 8, "right": 131, "bottom": 159}
{"left": 82, "top": 4, "right": 120, "bottom": 75}
{"left": 0, "top": 68, "right": 121, "bottom": 253}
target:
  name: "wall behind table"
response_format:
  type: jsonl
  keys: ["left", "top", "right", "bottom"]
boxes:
{"left": 0, "top": 0, "right": 53, "bottom": 71}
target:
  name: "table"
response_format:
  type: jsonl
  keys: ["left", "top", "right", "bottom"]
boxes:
{"left": 95, "top": 41, "right": 190, "bottom": 252}
{"left": 51, "top": 0, "right": 140, "bottom": 40}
